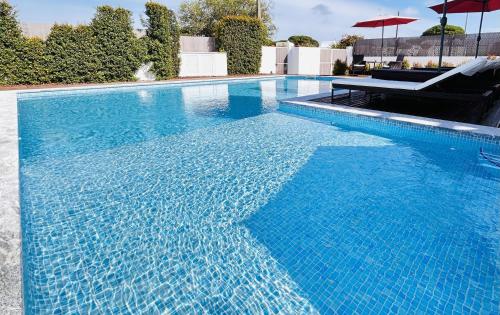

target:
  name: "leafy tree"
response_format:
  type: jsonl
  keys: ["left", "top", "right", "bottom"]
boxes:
{"left": 215, "top": 15, "right": 266, "bottom": 74}
{"left": 0, "top": 0, "right": 24, "bottom": 85}
{"left": 144, "top": 1, "right": 180, "bottom": 79}
{"left": 288, "top": 35, "right": 319, "bottom": 47}
{"left": 90, "top": 6, "right": 145, "bottom": 82}
{"left": 422, "top": 24, "right": 465, "bottom": 36}
{"left": 332, "top": 34, "right": 364, "bottom": 49}
{"left": 179, "top": 0, "right": 275, "bottom": 37}
{"left": 45, "top": 24, "right": 103, "bottom": 83}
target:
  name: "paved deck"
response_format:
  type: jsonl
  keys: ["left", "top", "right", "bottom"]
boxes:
{"left": 0, "top": 92, "right": 22, "bottom": 314}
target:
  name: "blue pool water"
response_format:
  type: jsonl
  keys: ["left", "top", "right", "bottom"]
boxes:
{"left": 18, "top": 77, "right": 500, "bottom": 314}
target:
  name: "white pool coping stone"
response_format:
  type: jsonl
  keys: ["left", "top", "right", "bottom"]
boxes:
{"left": 0, "top": 91, "right": 21, "bottom": 314}
{"left": 13, "top": 75, "right": 287, "bottom": 95}
{"left": 1, "top": 76, "right": 499, "bottom": 314}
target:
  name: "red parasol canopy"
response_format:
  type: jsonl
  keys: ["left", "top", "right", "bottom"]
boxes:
{"left": 353, "top": 16, "right": 418, "bottom": 62}
{"left": 429, "top": 0, "right": 500, "bottom": 14}
{"left": 352, "top": 16, "right": 418, "bottom": 28}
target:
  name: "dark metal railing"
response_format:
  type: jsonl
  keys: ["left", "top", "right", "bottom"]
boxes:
{"left": 354, "top": 32, "right": 500, "bottom": 57}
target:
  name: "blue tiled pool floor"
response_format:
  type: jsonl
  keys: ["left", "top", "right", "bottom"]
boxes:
{"left": 18, "top": 79, "right": 500, "bottom": 314}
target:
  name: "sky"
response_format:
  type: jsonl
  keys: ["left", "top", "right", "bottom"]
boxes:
{"left": 9, "top": 0, "right": 500, "bottom": 43}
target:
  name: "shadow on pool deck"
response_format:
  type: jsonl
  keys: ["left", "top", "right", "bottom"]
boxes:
{"left": 244, "top": 145, "right": 499, "bottom": 314}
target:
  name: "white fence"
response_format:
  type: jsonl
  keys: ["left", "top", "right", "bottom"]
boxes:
{"left": 178, "top": 36, "right": 228, "bottom": 77}
{"left": 260, "top": 46, "right": 277, "bottom": 74}
{"left": 259, "top": 46, "right": 349, "bottom": 76}
{"left": 179, "top": 53, "right": 228, "bottom": 77}
{"left": 288, "top": 47, "right": 321, "bottom": 75}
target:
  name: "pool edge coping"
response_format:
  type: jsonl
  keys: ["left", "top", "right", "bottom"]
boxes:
{"left": 11, "top": 75, "right": 288, "bottom": 95}
{"left": 280, "top": 92, "right": 500, "bottom": 141}
{"left": 0, "top": 91, "right": 22, "bottom": 314}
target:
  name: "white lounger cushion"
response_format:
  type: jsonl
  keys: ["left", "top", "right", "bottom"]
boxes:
{"left": 480, "top": 58, "right": 500, "bottom": 72}
{"left": 333, "top": 57, "right": 490, "bottom": 92}
{"left": 333, "top": 78, "right": 420, "bottom": 90}
{"left": 417, "top": 58, "right": 487, "bottom": 90}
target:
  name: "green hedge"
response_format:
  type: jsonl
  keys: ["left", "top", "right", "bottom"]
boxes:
{"left": 46, "top": 24, "right": 103, "bottom": 83}
{"left": 0, "top": 1, "right": 24, "bottom": 85}
{"left": 90, "top": 6, "right": 145, "bottom": 82}
{"left": 0, "top": 1, "right": 209, "bottom": 85}
{"left": 215, "top": 15, "right": 266, "bottom": 75}
{"left": 17, "top": 37, "right": 49, "bottom": 84}
{"left": 144, "top": 2, "right": 180, "bottom": 80}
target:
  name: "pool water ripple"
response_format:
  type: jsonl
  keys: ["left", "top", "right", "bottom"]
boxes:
{"left": 18, "top": 78, "right": 500, "bottom": 314}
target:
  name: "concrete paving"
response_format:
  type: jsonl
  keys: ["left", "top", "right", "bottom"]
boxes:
{"left": 0, "top": 92, "right": 22, "bottom": 314}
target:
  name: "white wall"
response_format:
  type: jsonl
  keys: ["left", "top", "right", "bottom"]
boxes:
{"left": 260, "top": 46, "right": 277, "bottom": 74}
{"left": 179, "top": 53, "right": 228, "bottom": 77}
{"left": 287, "top": 47, "right": 322, "bottom": 75}
{"left": 346, "top": 47, "right": 354, "bottom": 66}
{"left": 287, "top": 48, "right": 299, "bottom": 75}
{"left": 331, "top": 49, "right": 348, "bottom": 63}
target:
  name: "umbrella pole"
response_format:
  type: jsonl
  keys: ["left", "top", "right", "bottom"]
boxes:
{"left": 381, "top": 23, "right": 384, "bottom": 64}
{"left": 438, "top": 0, "right": 448, "bottom": 73}
{"left": 475, "top": 0, "right": 487, "bottom": 58}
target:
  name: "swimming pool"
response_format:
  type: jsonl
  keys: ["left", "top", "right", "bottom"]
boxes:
{"left": 18, "top": 77, "right": 500, "bottom": 314}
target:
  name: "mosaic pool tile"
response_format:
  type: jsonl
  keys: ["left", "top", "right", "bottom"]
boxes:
{"left": 18, "top": 78, "right": 500, "bottom": 314}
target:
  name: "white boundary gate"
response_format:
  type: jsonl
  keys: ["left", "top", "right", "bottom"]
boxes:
{"left": 259, "top": 47, "right": 349, "bottom": 76}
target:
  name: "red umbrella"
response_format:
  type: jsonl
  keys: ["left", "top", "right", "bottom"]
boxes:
{"left": 353, "top": 16, "right": 418, "bottom": 63}
{"left": 429, "top": 0, "right": 500, "bottom": 13}
{"left": 429, "top": 0, "right": 500, "bottom": 57}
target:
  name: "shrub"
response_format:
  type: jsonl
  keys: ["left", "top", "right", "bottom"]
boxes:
{"left": 412, "top": 62, "right": 422, "bottom": 69}
{"left": 45, "top": 24, "right": 103, "bottom": 83}
{"left": 0, "top": 0, "right": 24, "bottom": 85}
{"left": 422, "top": 25, "right": 465, "bottom": 36}
{"left": 402, "top": 58, "right": 410, "bottom": 70}
{"left": 215, "top": 15, "right": 266, "bottom": 75}
{"left": 144, "top": 2, "right": 180, "bottom": 80}
{"left": 17, "top": 37, "right": 49, "bottom": 84}
{"left": 426, "top": 60, "right": 438, "bottom": 68}
{"left": 333, "top": 59, "right": 347, "bottom": 75}
{"left": 288, "top": 35, "right": 319, "bottom": 47}
{"left": 90, "top": 6, "right": 145, "bottom": 82}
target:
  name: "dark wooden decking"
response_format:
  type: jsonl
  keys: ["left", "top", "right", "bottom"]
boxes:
{"left": 314, "top": 92, "right": 500, "bottom": 127}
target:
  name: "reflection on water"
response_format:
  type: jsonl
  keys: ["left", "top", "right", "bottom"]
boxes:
{"left": 18, "top": 78, "right": 332, "bottom": 161}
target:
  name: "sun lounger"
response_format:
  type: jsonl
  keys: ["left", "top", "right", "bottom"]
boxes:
{"left": 371, "top": 69, "right": 444, "bottom": 82}
{"left": 351, "top": 55, "right": 367, "bottom": 75}
{"left": 383, "top": 54, "right": 405, "bottom": 70}
{"left": 332, "top": 58, "right": 500, "bottom": 108}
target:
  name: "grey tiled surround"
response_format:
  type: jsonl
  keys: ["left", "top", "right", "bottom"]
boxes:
{"left": 0, "top": 92, "right": 22, "bottom": 314}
